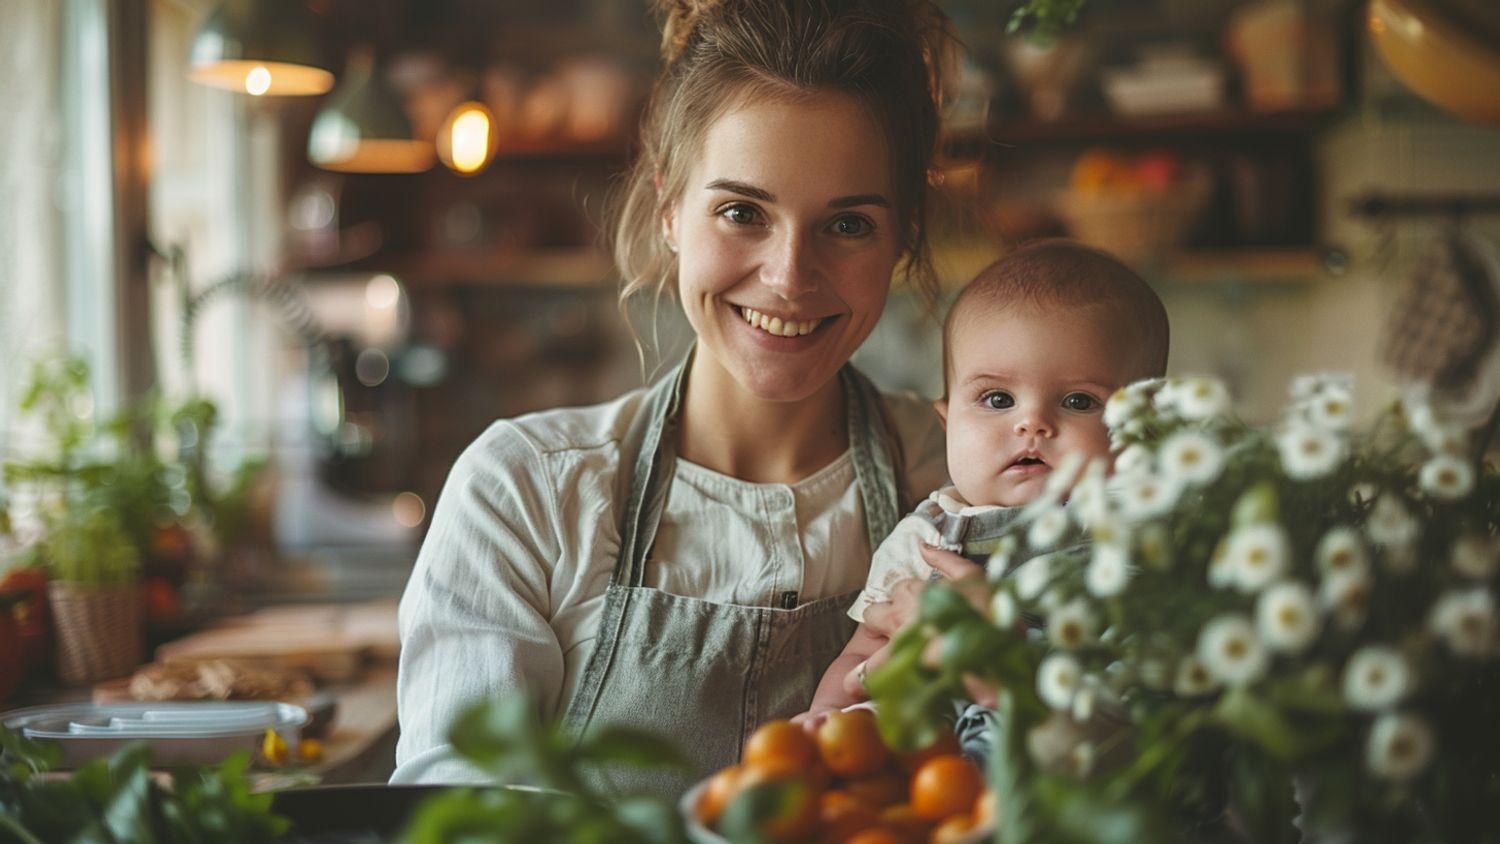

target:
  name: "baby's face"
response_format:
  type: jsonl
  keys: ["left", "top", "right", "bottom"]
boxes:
{"left": 936, "top": 304, "right": 1141, "bottom": 508}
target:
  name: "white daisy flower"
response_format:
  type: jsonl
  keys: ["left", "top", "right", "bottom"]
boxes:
{"left": 1430, "top": 589, "right": 1498, "bottom": 658}
{"left": 1290, "top": 372, "right": 1354, "bottom": 403}
{"left": 1103, "top": 387, "right": 1145, "bottom": 430}
{"left": 1039, "top": 586, "right": 1066, "bottom": 614}
{"left": 1319, "top": 568, "right": 1372, "bottom": 630}
{"left": 1366, "top": 495, "right": 1420, "bottom": 549}
{"left": 1366, "top": 713, "right": 1434, "bottom": 781}
{"left": 990, "top": 588, "right": 1017, "bottom": 629}
{"left": 1173, "top": 655, "right": 1220, "bottom": 697}
{"left": 1067, "top": 461, "right": 1112, "bottom": 528}
{"left": 1113, "top": 443, "right": 1152, "bottom": 476}
{"left": 1086, "top": 543, "right": 1132, "bottom": 598}
{"left": 1174, "top": 377, "right": 1232, "bottom": 422}
{"left": 1278, "top": 423, "right": 1346, "bottom": 480}
{"left": 1038, "top": 653, "right": 1083, "bottom": 711}
{"left": 1207, "top": 541, "right": 1235, "bottom": 589}
{"left": 1048, "top": 598, "right": 1099, "bottom": 651}
{"left": 1419, "top": 454, "right": 1475, "bottom": 500}
{"left": 1028, "top": 506, "right": 1070, "bottom": 550}
{"left": 984, "top": 535, "right": 1020, "bottom": 581}
{"left": 1402, "top": 391, "right": 1470, "bottom": 455}
{"left": 1136, "top": 522, "right": 1173, "bottom": 571}
{"left": 1015, "top": 554, "right": 1054, "bottom": 600}
{"left": 1452, "top": 535, "right": 1499, "bottom": 580}
{"left": 1225, "top": 523, "right": 1290, "bottom": 594}
{"left": 1342, "top": 645, "right": 1412, "bottom": 711}
{"left": 1158, "top": 430, "right": 1225, "bottom": 487}
{"left": 1304, "top": 383, "right": 1355, "bottom": 431}
{"left": 1071, "top": 678, "right": 1098, "bottom": 723}
{"left": 1197, "top": 614, "right": 1269, "bottom": 686}
{"left": 1315, "top": 527, "right": 1369, "bottom": 577}
{"left": 1116, "top": 468, "right": 1183, "bottom": 523}
{"left": 1256, "top": 581, "right": 1321, "bottom": 654}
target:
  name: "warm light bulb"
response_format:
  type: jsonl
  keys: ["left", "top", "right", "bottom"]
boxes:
{"left": 245, "top": 66, "right": 272, "bottom": 96}
{"left": 438, "top": 101, "right": 496, "bottom": 175}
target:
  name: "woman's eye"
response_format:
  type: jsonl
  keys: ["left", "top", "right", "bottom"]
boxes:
{"left": 982, "top": 391, "right": 1014, "bottom": 409}
{"left": 830, "top": 215, "right": 872, "bottom": 237}
{"left": 719, "top": 204, "right": 759, "bottom": 225}
{"left": 1063, "top": 393, "right": 1099, "bottom": 411}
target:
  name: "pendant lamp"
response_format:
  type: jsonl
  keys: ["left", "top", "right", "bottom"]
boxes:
{"left": 308, "top": 48, "right": 435, "bottom": 174}
{"left": 436, "top": 100, "right": 498, "bottom": 176}
{"left": 187, "top": 0, "right": 335, "bottom": 96}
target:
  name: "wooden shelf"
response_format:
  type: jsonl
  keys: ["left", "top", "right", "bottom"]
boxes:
{"left": 944, "top": 104, "right": 1341, "bottom": 154}
{"left": 377, "top": 248, "right": 617, "bottom": 289}
{"left": 929, "top": 243, "right": 1325, "bottom": 291}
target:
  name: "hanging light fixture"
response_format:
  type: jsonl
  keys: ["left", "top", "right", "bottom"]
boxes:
{"left": 436, "top": 100, "right": 498, "bottom": 176}
{"left": 187, "top": 0, "right": 336, "bottom": 96}
{"left": 308, "top": 48, "right": 434, "bottom": 174}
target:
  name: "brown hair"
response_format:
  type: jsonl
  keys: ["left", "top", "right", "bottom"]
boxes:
{"left": 611, "top": 0, "right": 953, "bottom": 329}
{"left": 941, "top": 239, "right": 1171, "bottom": 394}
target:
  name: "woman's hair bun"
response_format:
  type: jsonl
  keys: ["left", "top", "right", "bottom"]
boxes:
{"left": 656, "top": 0, "right": 724, "bottom": 65}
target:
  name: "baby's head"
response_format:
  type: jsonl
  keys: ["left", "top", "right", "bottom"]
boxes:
{"left": 936, "top": 239, "right": 1168, "bottom": 507}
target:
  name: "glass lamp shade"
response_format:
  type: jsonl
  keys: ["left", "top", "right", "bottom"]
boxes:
{"left": 187, "top": 0, "right": 336, "bottom": 96}
{"left": 308, "top": 52, "right": 434, "bottom": 174}
{"left": 1369, "top": 0, "right": 1500, "bottom": 125}
{"left": 436, "top": 101, "right": 498, "bottom": 176}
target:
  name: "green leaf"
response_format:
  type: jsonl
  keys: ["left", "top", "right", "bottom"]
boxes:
{"left": 1231, "top": 481, "right": 1280, "bottom": 527}
{"left": 716, "top": 779, "right": 807, "bottom": 844}
{"left": 920, "top": 581, "right": 983, "bottom": 627}
{"left": 1228, "top": 747, "right": 1299, "bottom": 844}
{"left": 447, "top": 696, "right": 535, "bottom": 769}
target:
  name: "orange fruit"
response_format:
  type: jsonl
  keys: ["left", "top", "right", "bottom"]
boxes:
{"left": 744, "top": 719, "right": 820, "bottom": 773}
{"left": 910, "top": 755, "right": 983, "bottom": 821}
{"left": 732, "top": 768, "right": 820, "bottom": 842}
{"left": 816, "top": 708, "right": 889, "bottom": 777}
{"left": 846, "top": 770, "right": 907, "bottom": 807}
{"left": 820, "top": 789, "right": 880, "bottom": 842}
{"left": 845, "top": 827, "right": 908, "bottom": 844}
{"left": 876, "top": 804, "right": 933, "bottom": 844}
{"left": 696, "top": 763, "right": 743, "bottom": 827}
{"left": 930, "top": 814, "right": 976, "bottom": 844}
{"left": 972, "top": 788, "right": 998, "bottom": 829}
{"left": 897, "top": 729, "right": 960, "bottom": 774}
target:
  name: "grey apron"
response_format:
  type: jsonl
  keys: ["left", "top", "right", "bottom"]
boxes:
{"left": 561, "top": 354, "right": 903, "bottom": 798}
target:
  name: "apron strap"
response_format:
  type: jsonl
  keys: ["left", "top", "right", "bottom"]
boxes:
{"left": 840, "top": 366, "right": 902, "bottom": 548}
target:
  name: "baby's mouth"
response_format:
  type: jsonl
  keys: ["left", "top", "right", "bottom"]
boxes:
{"left": 1005, "top": 454, "right": 1050, "bottom": 473}
{"left": 738, "top": 306, "right": 827, "bottom": 338}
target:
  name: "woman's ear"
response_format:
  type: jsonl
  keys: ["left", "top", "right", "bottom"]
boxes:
{"left": 933, "top": 398, "right": 948, "bottom": 430}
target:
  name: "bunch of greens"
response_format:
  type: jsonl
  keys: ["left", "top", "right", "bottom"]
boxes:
{"left": 0, "top": 725, "right": 288, "bottom": 844}
{"left": 870, "top": 374, "right": 1500, "bottom": 844}
{"left": 398, "top": 695, "right": 687, "bottom": 844}
{"left": 1007, "top": 0, "right": 1092, "bottom": 43}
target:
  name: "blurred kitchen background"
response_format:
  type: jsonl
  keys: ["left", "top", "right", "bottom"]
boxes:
{"left": 2, "top": 0, "right": 1499, "bottom": 596}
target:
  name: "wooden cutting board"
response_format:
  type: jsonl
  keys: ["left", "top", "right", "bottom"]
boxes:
{"left": 154, "top": 600, "right": 398, "bottom": 682}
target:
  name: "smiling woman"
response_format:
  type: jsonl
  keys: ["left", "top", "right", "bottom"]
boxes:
{"left": 394, "top": 0, "right": 955, "bottom": 799}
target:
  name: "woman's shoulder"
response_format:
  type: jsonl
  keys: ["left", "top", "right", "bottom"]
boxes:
{"left": 453, "top": 388, "right": 650, "bottom": 483}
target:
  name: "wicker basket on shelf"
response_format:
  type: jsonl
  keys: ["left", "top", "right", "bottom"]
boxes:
{"left": 49, "top": 582, "right": 143, "bottom": 685}
{"left": 1055, "top": 179, "right": 1211, "bottom": 266}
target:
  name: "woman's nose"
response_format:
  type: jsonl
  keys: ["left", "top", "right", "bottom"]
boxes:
{"left": 760, "top": 229, "right": 818, "bottom": 299}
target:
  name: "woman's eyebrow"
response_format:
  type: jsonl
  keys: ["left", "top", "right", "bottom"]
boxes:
{"left": 703, "top": 179, "right": 890, "bottom": 209}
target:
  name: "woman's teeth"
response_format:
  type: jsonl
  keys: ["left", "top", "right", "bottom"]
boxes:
{"left": 739, "top": 306, "right": 822, "bottom": 337}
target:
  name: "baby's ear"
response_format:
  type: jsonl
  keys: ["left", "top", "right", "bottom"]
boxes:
{"left": 932, "top": 398, "right": 948, "bottom": 430}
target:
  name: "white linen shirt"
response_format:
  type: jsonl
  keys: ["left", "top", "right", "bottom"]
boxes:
{"left": 393, "top": 384, "right": 946, "bottom": 784}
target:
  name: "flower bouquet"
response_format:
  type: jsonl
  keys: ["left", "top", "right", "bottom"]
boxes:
{"left": 868, "top": 375, "right": 1500, "bottom": 844}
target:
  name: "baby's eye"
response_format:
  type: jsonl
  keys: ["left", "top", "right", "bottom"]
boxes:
{"left": 1062, "top": 393, "right": 1100, "bottom": 411}
{"left": 830, "top": 215, "right": 873, "bottom": 237}
{"left": 719, "top": 204, "right": 760, "bottom": 226}
{"left": 982, "top": 391, "right": 1015, "bottom": 410}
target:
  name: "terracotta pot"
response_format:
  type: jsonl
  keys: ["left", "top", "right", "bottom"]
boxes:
{"left": 47, "top": 582, "right": 143, "bottom": 685}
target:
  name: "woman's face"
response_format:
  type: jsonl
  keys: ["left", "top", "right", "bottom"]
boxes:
{"left": 664, "top": 91, "right": 902, "bottom": 404}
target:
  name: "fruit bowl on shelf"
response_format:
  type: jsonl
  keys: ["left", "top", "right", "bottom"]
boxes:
{"left": 1056, "top": 148, "right": 1212, "bottom": 266}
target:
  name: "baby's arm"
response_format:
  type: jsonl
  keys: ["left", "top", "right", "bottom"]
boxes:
{"left": 795, "top": 623, "right": 887, "bottom": 725}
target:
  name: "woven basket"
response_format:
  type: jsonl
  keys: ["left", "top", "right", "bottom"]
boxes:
{"left": 48, "top": 582, "right": 143, "bottom": 685}
{"left": 1056, "top": 182, "right": 1210, "bottom": 266}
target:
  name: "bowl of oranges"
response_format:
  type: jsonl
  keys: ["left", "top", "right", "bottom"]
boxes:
{"left": 681, "top": 708, "right": 994, "bottom": 844}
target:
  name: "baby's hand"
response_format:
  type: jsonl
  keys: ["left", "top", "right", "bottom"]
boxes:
{"left": 790, "top": 704, "right": 840, "bottom": 731}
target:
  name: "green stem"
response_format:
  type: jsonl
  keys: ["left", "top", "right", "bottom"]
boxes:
{"left": 0, "top": 812, "right": 49, "bottom": 844}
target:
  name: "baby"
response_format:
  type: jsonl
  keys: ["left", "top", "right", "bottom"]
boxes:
{"left": 803, "top": 239, "right": 1170, "bottom": 720}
